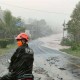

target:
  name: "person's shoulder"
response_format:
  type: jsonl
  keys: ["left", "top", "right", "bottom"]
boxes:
{"left": 25, "top": 47, "right": 34, "bottom": 55}
{"left": 15, "top": 46, "right": 24, "bottom": 52}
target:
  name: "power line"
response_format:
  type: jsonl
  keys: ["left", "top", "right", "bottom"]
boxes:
{"left": 0, "top": 3, "right": 70, "bottom": 15}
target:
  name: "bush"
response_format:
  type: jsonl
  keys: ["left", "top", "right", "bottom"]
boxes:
{"left": 70, "top": 41, "right": 80, "bottom": 50}
{"left": 0, "top": 38, "right": 14, "bottom": 48}
{"left": 0, "top": 39, "right": 8, "bottom": 48}
{"left": 61, "top": 38, "right": 71, "bottom": 46}
{"left": 71, "top": 42, "right": 77, "bottom": 50}
{"left": 7, "top": 38, "right": 14, "bottom": 44}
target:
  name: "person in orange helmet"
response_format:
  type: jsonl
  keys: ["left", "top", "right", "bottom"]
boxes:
{"left": 0, "top": 33, "right": 34, "bottom": 80}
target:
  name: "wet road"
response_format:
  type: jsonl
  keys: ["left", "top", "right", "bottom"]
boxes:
{"left": 0, "top": 40, "right": 80, "bottom": 80}
{"left": 30, "top": 40, "right": 80, "bottom": 80}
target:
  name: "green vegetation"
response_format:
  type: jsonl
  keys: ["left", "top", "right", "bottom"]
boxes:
{"left": 67, "top": 2, "right": 80, "bottom": 47}
{"left": 61, "top": 38, "right": 71, "bottom": 46}
{"left": 0, "top": 10, "right": 25, "bottom": 38}
{"left": 0, "top": 44, "right": 17, "bottom": 55}
{"left": 62, "top": 2, "right": 80, "bottom": 48}
{"left": 60, "top": 47, "right": 80, "bottom": 57}
{"left": 0, "top": 9, "right": 25, "bottom": 48}
{"left": 61, "top": 1, "right": 80, "bottom": 57}
{"left": 0, "top": 38, "right": 14, "bottom": 48}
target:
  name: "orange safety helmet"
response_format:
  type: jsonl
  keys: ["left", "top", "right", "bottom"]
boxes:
{"left": 15, "top": 33, "right": 29, "bottom": 41}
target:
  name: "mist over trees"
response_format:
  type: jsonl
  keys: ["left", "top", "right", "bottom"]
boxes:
{"left": 0, "top": 8, "right": 53, "bottom": 40}
{"left": 25, "top": 19, "right": 53, "bottom": 39}
{"left": 0, "top": 10, "right": 25, "bottom": 39}
{"left": 0, "top": 8, "right": 53, "bottom": 47}
{"left": 0, "top": 9, "right": 25, "bottom": 48}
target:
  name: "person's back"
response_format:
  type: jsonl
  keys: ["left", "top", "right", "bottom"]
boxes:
{"left": 9, "top": 43, "right": 34, "bottom": 75}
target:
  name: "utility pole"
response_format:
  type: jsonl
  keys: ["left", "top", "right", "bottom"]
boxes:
{"left": 63, "top": 20, "right": 66, "bottom": 39}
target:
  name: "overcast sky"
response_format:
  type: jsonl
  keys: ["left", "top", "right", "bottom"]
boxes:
{"left": 0, "top": 0, "right": 80, "bottom": 32}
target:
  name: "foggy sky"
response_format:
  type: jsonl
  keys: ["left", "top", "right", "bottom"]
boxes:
{"left": 0, "top": 0, "right": 80, "bottom": 32}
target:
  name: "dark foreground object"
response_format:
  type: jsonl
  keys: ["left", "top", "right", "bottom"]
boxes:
{"left": 0, "top": 73, "right": 34, "bottom": 80}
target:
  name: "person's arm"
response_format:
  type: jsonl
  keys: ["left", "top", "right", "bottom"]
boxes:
{"left": 8, "top": 48, "right": 19, "bottom": 72}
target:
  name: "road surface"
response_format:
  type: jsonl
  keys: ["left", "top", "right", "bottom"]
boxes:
{"left": 0, "top": 37, "right": 80, "bottom": 80}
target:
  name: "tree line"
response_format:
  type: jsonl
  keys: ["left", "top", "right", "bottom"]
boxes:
{"left": 0, "top": 9, "right": 25, "bottom": 39}
{"left": 62, "top": 1, "right": 80, "bottom": 50}
{"left": 0, "top": 9, "right": 25, "bottom": 48}
{"left": 0, "top": 9, "right": 53, "bottom": 47}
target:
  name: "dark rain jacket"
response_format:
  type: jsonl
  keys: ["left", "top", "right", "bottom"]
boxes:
{"left": 8, "top": 44, "right": 34, "bottom": 76}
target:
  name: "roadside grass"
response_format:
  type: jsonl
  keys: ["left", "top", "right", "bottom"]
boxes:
{"left": 60, "top": 48, "right": 80, "bottom": 57}
{"left": 0, "top": 44, "right": 17, "bottom": 55}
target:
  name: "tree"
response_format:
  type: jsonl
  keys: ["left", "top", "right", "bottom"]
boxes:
{"left": 4, "top": 10, "right": 12, "bottom": 27}
{"left": 25, "top": 19, "right": 53, "bottom": 39}
{"left": 0, "top": 10, "right": 25, "bottom": 38}
{"left": 67, "top": 1, "right": 80, "bottom": 46}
